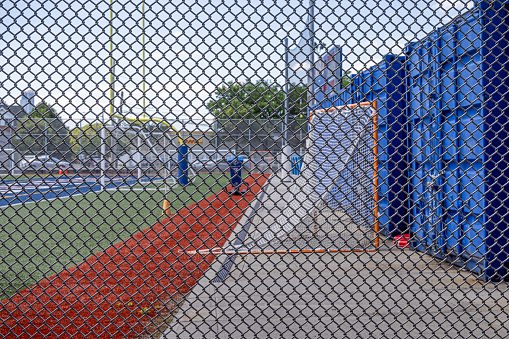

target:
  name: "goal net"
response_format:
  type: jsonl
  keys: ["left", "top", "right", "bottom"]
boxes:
{"left": 105, "top": 122, "right": 179, "bottom": 189}
{"left": 239, "top": 102, "right": 379, "bottom": 252}
{"left": 0, "top": 148, "right": 22, "bottom": 176}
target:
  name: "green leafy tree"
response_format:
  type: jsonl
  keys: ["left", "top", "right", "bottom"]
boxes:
{"left": 207, "top": 80, "right": 311, "bottom": 152}
{"left": 207, "top": 75, "right": 354, "bottom": 121}
{"left": 207, "top": 80, "right": 307, "bottom": 120}
{"left": 14, "top": 102, "right": 71, "bottom": 159}
{"left": 30, "top": 101, "right": 58, "bottom": 119}
{"left": 69, "top": 123, "right": 104, "bottom": 159}
{"left": 342, "top": 71, "right": 352, "bottom": 87}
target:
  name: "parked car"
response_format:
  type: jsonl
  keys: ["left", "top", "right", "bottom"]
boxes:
{"left": 19, "top": 155, "right": 69, "bottom": 172}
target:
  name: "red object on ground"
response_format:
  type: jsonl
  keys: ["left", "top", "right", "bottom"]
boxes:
{"left": 0, "top": 174, "right": 268, "bottom": 338}
{"left": 393, "top": 234, "right": 410, "bottom": 248}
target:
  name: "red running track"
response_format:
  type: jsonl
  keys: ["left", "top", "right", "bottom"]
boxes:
{"left": 0, "top": 174, "right": 268, "bottom": 338}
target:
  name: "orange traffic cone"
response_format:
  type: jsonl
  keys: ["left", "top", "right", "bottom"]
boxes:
{"left": 59, "top": 169, "right": 63, "bottom": 175}
{"left": 162, "top": 200, "right": 171, "bottom": 216}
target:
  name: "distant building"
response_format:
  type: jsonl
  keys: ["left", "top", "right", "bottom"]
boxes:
{"left": 0, "top": 103, "right": 23, "bottom": 126}
{"left": 0, "top": 103, "right": 24, "bottom": 149}
{"left": 20, "top": 90, "right": 35, "bottom": 114}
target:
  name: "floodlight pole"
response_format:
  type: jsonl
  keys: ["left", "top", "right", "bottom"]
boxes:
{"left": 100, "top": 112, "right": 106, "bottom": 191}
{"left": 309, "top": 0, "right": 315, "bottom": 110}
{"left": 142, "top": 0, "right": 146, "bottom": 119}
{"left": 109, "top": 0, "right": 114, "bottom": 121}
{"left": 281, "top": 37, "right": 293, "bottom": 182}
{"left": 102, "top": 0, "right": 114, "bottom": 192}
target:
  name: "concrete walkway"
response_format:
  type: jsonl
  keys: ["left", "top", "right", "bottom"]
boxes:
{"left": 159, "top": 176, "right": 509, "bottom": 339}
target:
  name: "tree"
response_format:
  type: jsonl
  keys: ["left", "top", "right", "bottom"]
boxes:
{"left": 342, "top": 71, "right": 352, "bottom": 88}
{"left": 207, "top": 80, "right": 310, "bottom": 152}
{"left": 69, "top": 123, "right": 104, "bottom": 159}
{"left": 207, "top": 80, "right": 307, "bottom": 120}
{"left": 13, "top": 102, "right": 71, "bottom": 159}
{"left": 29, "top": 101, "right": 58, "bottom": 119}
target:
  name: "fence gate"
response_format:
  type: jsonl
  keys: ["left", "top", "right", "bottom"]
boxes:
{"left": 1, "top": 0, "right": 509, "bottom": 338}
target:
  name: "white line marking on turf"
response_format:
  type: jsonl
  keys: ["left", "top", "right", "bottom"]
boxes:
{"left": 0, "top": 190, "right": 95, "bottom": 208}
{"left": 109, "top": 188, "right": 161, "bottom": 191}
{"left": 2, "top": 182, "right": 166, "bottom": 207}
{"left": 0, "top": 177, "right": 131, "bottom": 207}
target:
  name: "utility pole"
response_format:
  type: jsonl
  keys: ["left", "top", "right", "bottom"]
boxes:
{"left": 309, "top": 0, "right": 315, "bottom": 109}
{"left": 44, "top": 119, "right": 48, "bottom": 155}
{"left": 281, "top": 37, "right": 293, "bottom": 182}
{"left": 100, "top": 112, "right": 106, "bottom": 191}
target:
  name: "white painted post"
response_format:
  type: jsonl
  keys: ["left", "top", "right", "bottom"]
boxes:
{"left": 137, "top": 134, "right": 142, "bottom": 180}
{"left": 100, "top": 114, "right": 106, "bottom": 191}
{"left": 281, "top": 37, "right": 293, "bottom": 182}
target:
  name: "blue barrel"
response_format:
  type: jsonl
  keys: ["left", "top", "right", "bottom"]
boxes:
{"left": 290, "top": 154, "right": 302, "bottom": 175}
{"left": 227, "top": 156, "right": 244, "bottom": 193}
{"left": 177, "top": 144, "right": 189, "bottom": 185}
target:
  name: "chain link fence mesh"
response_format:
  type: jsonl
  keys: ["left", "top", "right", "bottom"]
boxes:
{"left": 1, "top": 0, "right": 509, "bottom": 337}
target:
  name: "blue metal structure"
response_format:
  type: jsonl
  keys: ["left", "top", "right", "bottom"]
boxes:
{"left": 309, "top": 55, "right": 408, "bottom": 237}
{"left": 352, "top": 55, "right": 408, "bottom": 237}
{"left": 406, "top": 1, "right": 509, "bottom": 281}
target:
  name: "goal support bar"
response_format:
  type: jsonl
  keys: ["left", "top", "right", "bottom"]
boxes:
{"left": 311, "top": 101, "right": 380, "bottom": 250}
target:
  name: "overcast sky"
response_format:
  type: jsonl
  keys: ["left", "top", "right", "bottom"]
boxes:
{"left": 0, "top": 0, "right": 472, "bottom": 129}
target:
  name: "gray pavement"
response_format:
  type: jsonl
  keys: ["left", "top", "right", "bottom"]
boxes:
{"left": 157, "top": 175, "right": 509, "bottom": 339}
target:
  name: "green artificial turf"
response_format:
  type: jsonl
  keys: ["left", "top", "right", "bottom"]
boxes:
{"left": 0, "top": 173, "right": 231, "bottom": 300}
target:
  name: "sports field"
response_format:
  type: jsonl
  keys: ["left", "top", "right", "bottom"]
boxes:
{"left": 0, "top": 174, "right": 268, "bottom": 337}
{"left": 0, "top": 173, "right": 231, "bottom": 300}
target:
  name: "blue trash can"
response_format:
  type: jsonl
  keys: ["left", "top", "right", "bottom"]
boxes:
{"left": 227, "top": 156, "right": 245, "bottom": 194}
{"left": 290, "top": 154, "right": 302, "bottom": 175}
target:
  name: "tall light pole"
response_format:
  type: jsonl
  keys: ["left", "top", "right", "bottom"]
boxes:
{"left": 101, "top": 0, "right": 115, "bottom": 191}
{"left": 309, "top": 0, "right": 315, "bottom": 110}
{"left": 281, "top": 37, "right": 293, "bottom": 182}
{"left": 142, "top": 0, "right": 146, "bottom": 119}
{"left": 109, "top": 0, "right": 114, "bottom": 119}
{"left": 280, "top": 0, "right": 316, "bottom": 180}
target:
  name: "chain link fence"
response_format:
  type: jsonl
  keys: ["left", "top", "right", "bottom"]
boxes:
{"left": 1, "top": 0, "right": 509, "bottom": 337}
{"left": 214, "top": 118, "right": 307, "bottom": 173}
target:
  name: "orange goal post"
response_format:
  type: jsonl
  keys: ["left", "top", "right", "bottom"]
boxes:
{"left": 231, "top": 101, "right": 380, "bottom": 253}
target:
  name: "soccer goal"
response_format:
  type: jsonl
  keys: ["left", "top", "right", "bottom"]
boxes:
{"left": 0, "top": 149, "right": 22, "bottom": 176}
{"left": 239, "top": 101, "right": 380, "bottom": 253}
{"left": 106, "top": 122, "right": 186, "bottom": 191}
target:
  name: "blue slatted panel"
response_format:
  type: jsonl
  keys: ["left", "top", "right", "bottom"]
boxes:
{"left": 407, "top": 1, "right": 509, "bottom": 281}
{"left": 355, "top": 55, "right": 408, "bottom": 237}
